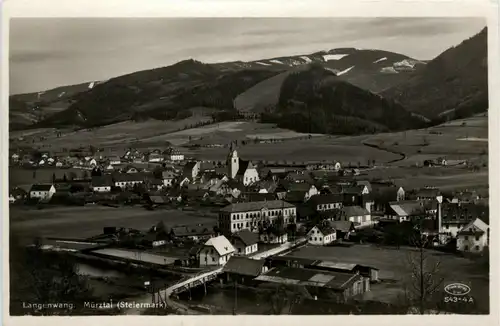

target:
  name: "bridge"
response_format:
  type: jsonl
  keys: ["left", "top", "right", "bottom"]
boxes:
{"left": 124, "top": 237, "right": 308, "bottom": 315}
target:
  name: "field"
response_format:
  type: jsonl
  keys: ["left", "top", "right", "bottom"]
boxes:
{"left": 9, "top": 114, "right": 488, "bottom": 194}
{"left": 287, "top": 244, "right": 489, "bottom": 310}
{"left": 10, "top": 206, "right": 217, "bottom": 244}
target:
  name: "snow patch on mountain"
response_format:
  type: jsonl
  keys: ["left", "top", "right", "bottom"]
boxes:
{"left": 58, "top": 91, "right": 66, "bottom": 98}
{"left": 394, "top": 59, "right": 418, "bottom": 69}
{"left": 301, "top": 56, "right": 312, "bottom": 63}
{"left": 88, "top": 82, "right": 95, "bottom": 89}
{"left": 336, "top": 66, "right": 355, "bottom": 76}
{"left": 373, "top": 57, "right": 387, "bottom": 63}
{"left": 380, "top": 66, "right": 399, "bottom": 74}
{"left": 269, "top": 59, "right": 284, "bottom": 64}
{"left": 256, "top": 62, "right": 271, "bottom": 66}
{"left": 323, "top": 54, "right": 349, "bottom": 61}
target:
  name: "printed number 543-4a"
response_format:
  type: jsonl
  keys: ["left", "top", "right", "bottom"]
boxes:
{"left": 444, "top": 296, "right": 474, "bottom": 303}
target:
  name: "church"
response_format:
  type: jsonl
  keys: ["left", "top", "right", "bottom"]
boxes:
{"left": 226, "top": 142, "right": 260, "bottom": 186}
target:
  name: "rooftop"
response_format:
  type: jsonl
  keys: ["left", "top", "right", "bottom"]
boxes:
{"left": 222, "top": 256, "right": 266, "bottom": 277}
{"left": 204, "top": 235, "right": 235, "bottom": 256}
{"left": 255, "top": 267, "right": 361, "bottom": 290}
{"left": 220, "top": 200, "right": 295, "bottom": 213}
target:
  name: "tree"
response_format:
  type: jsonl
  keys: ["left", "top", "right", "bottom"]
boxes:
{"left": 402, "top": 221, "right": 444, "bottom": 314}
{"left": 52, "top": 173, "right": 56, "bottom": 184}
{"left": 68, "top": 172, "right": 77, "bottom": 181}
{"left": 257, "top": 284, "right": 305, "bottom": 314}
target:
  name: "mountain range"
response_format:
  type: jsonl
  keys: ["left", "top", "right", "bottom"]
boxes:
{"left": 9, "top": 27, "right": 487, "bottom": 136}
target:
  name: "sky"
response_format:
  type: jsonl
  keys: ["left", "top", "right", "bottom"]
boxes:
{"left": 9, "top": 17, "right": 486, "bottom": 95}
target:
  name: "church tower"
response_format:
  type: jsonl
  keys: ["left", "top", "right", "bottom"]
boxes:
{"left": 227, "top": 142, "right": 239, "bottom": 179}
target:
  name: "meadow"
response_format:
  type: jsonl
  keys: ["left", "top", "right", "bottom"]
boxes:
{"left": 10, "top": 205, "right": 217, "bottom": 244}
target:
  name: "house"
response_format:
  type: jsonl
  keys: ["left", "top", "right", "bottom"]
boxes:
{"left": 88, "top": 158, "right": 98, "bottom": 167}
{"left": 341, "top": 206, "right": 372, "bottom": 228}
{"left": 11, "top": 153, "right": 20, "bottom": 161}
{"left": 456, "top": 218, "right": 489, "bottom": 253}
{"left": 284, "top": 182, "right": 319, "bottom": 200}
{"left": 124, "top": 166, "right": 139, "bottom": 174}
{"left": 255, "top": 267, "right": 369, "bottom": 302}
{"left": 255, "top": 180, "right": 278, "bottom": 193}
{"left": 440, "top": 203, "right": 489, "bottom": 238}
{"left": 307, "top": 261, "right": 380, "bottom": 283}
{"left": 259, "top": 226, "right": 288, "bottom": 244}
{"left": 385, "top": 200, "right": 425, "bottom": 222}
{"left": 171, "top": 224, "right": 215, "bottom": 242}
{"left": 148, "top": 152, "right": 164, "bottom": 163}
{"left": 415, "top": 187, "right": 443, "bottom": 203}
{"left": 230, "top": 229, "right": 259, "bottom": 256}
{"left": 199, "top": 235, "right": 235, "bottom": 267}
{"left": 183, "top": 161, "right": 201, "bottom": 180}
{"left": 285, "top": 171, "right": 314, "bottom": 184}
{"left": 448, "top": 191, "right": 480, "bottom": 204}
{"left": 91, "top": 176, "right": 113, "bottom": 193}
{"left": 307, "top": 224, "right": 337, "bottom": 246}
{"left": 238, "top": 192, "right": 277, "bottom": 202}
{"left": 147, "top": 178, "right": 164, "bottom": 191}
{"left": 328, "top": 221, "right": 356, "bottom": 240}
{"left": 308, "top": 194, "right": 343, "bottom": 212}
{"left": 29, "top": 184, "right": 56, "bottom": 200}
{"left": 164, "top": 148, "right": 184, "bottom": 161}
{"left": 226, "top": 144, "right": 260, "bottom": 185}
{"left": 218, "top": 200, "right": 296, "bottom": 235}
{"left": 306, "top": 162, "right": 341, "bottom": 171}
{"left": 338, "top": 184, "right": 369, "bottom": 196}
{"left": 113, "top": 172, "right": 150, "bottom": 188}
{"left": 109, "top": 156, "right": 122, "bottom": 165}
{"left": 222, "top": 256, "right": 268, "bottom": 284}
{"left": 355, "top": 181, "right": 372, "bottom": 193}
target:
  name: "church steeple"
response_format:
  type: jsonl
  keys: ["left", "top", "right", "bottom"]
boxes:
{"left": 227, "top": 141, "right": 239, "bottom": 179}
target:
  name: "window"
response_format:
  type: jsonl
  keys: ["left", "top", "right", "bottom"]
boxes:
{"left": 465, "top": 236, "right": 469, "bottom": 240}
{"left": 475, "top": 235, "right": 480, "bottom": 241}
{"left": 475, "top": 245, "right": 480, "bottom": 251}
{"left": 212, "top": 257, "right": 216, "bottom": 262}
{"left": 310, "top": 237, "right": 313, "bottom": 241}
{"left": 314, "top": 237, "right": 317, "bottom": 241}
{"left": 246, "top": 222, "right": 249, "bottom": 227}
{"left": 464, "top": 245, "right": 469, "bottom": 251}
{"left": 319, "top": 237, "right": 323, "bottom": 241}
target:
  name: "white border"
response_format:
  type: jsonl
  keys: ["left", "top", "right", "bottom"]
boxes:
{"left": 1, "top": 1, "right": 499, "bottom": 326}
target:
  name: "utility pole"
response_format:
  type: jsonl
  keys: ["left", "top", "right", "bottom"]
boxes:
{"left": 233, "top": 279, "right": 238, "bottom": 315}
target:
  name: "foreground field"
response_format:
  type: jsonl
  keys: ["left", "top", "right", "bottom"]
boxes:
{"left": 287, "top": 244, "right": 489, "bottom": 310}
{"left": 10, "top": 206, "right": 217, "bottom": 244}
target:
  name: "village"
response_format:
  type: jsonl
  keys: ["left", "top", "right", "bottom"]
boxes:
{"left": 8, "top": 138, "right": 489, "bottom": 314}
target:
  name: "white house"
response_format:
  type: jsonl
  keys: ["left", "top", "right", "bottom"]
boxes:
{"left": 309, "top": 194, "right": 343, "bottom": 212}
{"left": 109, "top": 157, "right": 122, "bottom": 165}
{"left": 113, "top": 173, "right": 145, "bottom": 189}
{"left": 199, "top": 235, "right": 235, "bottom": 267}
{"left": 148, "top": 152, "right": 164, "bottom": 163}
{"left": 230, "top": 230, "right": 259, "bottom": 256}
{"left": 183, "top": 161, "right": 201, "bottom": 180}
{"left": 29, "top": 184, "right": 56, "bottom": 200}
{"left": 307, "top": 225, "right": 337, "bottom": 246}
{"left": 341, "top": 206, "right": 372, "bottom": 229}
{"left": 165, "top": 148, "right": 184, "bottom": 161}
{"left": 88, "top": 158, "right": 97, "bottom": 167}
{"left": 456, "top": 218, "right": 489, "bottom": 253}
{"left": 162, "top": 171, "right": 176, "bottom": 187}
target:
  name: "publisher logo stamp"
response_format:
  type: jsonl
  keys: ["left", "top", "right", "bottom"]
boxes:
{"left": 444, "top": 283, "right": 471, "bottom": 296}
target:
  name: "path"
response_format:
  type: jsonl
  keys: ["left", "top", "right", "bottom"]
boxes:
{"left": 362, "top": 141, "right": 406, "bottom": 164}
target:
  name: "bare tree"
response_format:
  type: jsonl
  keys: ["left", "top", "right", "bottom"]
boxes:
{"left": 402, "top": 222, "right": 444, "bottom": 314}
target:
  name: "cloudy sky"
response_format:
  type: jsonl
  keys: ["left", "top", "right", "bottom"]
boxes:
{"left": 9, "top": 17, "right": 485, "bottom": 94}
